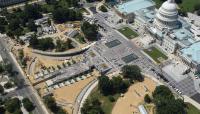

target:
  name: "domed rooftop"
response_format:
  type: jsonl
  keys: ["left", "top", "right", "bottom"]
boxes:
{"left": 162, "top": 0, "right": 177, "bottom": 12}
{"left": 154, "top": 0, "right": 180, "bottom": 30}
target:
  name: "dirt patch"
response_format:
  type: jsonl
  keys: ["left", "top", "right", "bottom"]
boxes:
{"left": 112, "top": 77, "right": 157, "bottom": 114}
{"left": 53, "top": 76, "right": 97, "bottom": 114}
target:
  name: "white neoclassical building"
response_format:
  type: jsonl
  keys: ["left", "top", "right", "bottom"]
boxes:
{"left": 154, "top": 0, "right": 180, "bottom": 30}
{"left": 115, "top": 0, "right": 200, "bottom": 73}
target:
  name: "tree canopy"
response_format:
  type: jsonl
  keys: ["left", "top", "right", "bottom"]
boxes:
{"left": 0, "top": 4, "right": 43, "bottom": 37}
{"left": 0, "top": 106, "right": 5, "bottom": 114}
{"left": 99, "top": 5, "right": 108, "bottom": 12}
{"left": 44, "top": 96, "right": 67, "bottom": 114}
{"left": 29, "top": 36, "right": 55, "bottom": 51}
{"left": 98, "top": 75, "right": 113, "bottom": 95}
{"left": 81, "top": 97, "right": 104, "bottom": 114}
{"left": 121, "top": 65, "right": 143, "bottom": 82}
{"left": 53, "top": 7, "right": 82, "bottom": 23}
{"left": 0, "top": 85, "right": 4, "bottom": 95}
{"left": 144, "top": 94, "right": 151, "bottom": 103}
{"left": 0, "top": 17, "right": 8, "bottom": 33}
{"left": 55, "top": 39, "right": 74, "bottom": 52}
{"left": 98, "top": 75, "right": 130, "bottom": 95}
{"left": 5, "top": 98, "right": 21, "bottom": 113}
{"left": 81, "top": 21, "right": 98, "bottom": 41}
{"left": 22, "top": 98, "right": 35, "bottom": 112}
{"left": 152, "top": 85, "right": 185, "bottom": 114}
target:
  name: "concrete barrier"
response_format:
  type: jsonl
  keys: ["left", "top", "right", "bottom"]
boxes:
{"left": 32, "top": 42, "right": 96, "bottom": 57}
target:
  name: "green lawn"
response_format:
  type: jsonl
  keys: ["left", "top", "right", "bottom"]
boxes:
{"left": 41, "top": 4, "right": 54, "bottom": 12}
{"left": 118, "top": 27, "right": 138, "bottom": 39}
{"left": 89, "top": 87, "right": 120, "bottom": 114}
{"left": 153, "top": 0, "right": 200, "bottom": 12}
{"left": 80, "top": 8, "right": 90, "bottom": 14}
{"left": 186, "top": 103, "right": 200, "bottom": 114}
{"left": 144, "top": 47, "right": 168, "bottom": 63}
{"left": 73, "top": 33, "right": 86, "bottom": 44}
{"left": 179, "top": 0, "right": 200, "bottom": 12}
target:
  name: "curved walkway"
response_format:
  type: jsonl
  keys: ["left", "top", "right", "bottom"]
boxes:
{"left": 27, "top": 57, "right": 38, "bottom": 75}
{"left": 32, "top": 42, "right": 96, "bottom": 57}
{"left": 73, "top": 79, "right": 98, "bottom": 114}
{"left": 184, "top": 95, "right": 200, "bottom": 110}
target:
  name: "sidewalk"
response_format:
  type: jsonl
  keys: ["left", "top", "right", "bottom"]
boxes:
{"left": 183, "top": 95, "right": 200, "bottom": 110}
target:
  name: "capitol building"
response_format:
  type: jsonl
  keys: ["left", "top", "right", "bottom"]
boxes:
{"left": 153, "top": 0, "right": 180, "bottom": 30}
{"left": 115, "top": 0, "right": 200, "bottom": 73}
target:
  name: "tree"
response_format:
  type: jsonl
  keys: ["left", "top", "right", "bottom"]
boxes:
{"left": 4, "top": 63, "right": 12, "bottom": 73}
{"left": 194, "top": 3, "right": 200, "bottom": 11}
{"left": 18, "top": 49, "right": 24, "bottom": 60}
{"left": 121, "top": 65, "right": 143, "bottom": 82}
{"left": 56, "top": 107, "right": 67, "bottom": 114}
{"left": 5, "top": 98, "right": 21, "bottom": 113}
{"left": 99, "top": 5, "right": 108, "bottom": 12}
{"left": 44, "top": 96, "right": 57, "bottom": 112}
{"left": 86, "top": 0, "right": 99, "bottom": 3}
{"left": 0, "top": 106, "right": 5, "bottom": 114}
{"left": 22, "top": 98, "right": 35, "bottom": 112}
{"left": 45, "top": 0, "right": 57, "bottom": 5}
{"left": 29, "top": 36, "right": 55, "bottom": 51}
{"left": 197, "top": 10, "right": 200, "bottom": 16}
{"left": 152, "top": 85, "right": 173, "bottom": 99}
{"left": 0, "top": 17, "right": 8, "bottom": 25}
{"left": 175, "top": 0, "right": 182, "bottom": 4}
{"left": 81, "top": 21, "right": 98, "bottom": 41}
{"left": 0, "top": 85, "right": 4, "bottom": 94}
{"left": 111, "top": 76, "right": 130, "bottom": 93}
{"left": 178, "top": 9, "right": 187, "bottom": 17}
{"left": 44, "top": 96, "right": 67, "bottom": 114}
{"left": 0, "top": 25, "right": 6, "bottom": 33}
{"left": 144, "top": 94, "right": 151, "bottom": 103}
{"left": 27, "top": 19, "right": 37, "bottom": 32}
{"left": 37, "top": 38, "right": 55, "bottom": 51}
{"left": 111, "top": 76, "right": 123, "bottom": 93}
{"left": 13, "top": 109, "right": 23, "bottom": 114}
{"left": 0, "top": 63, "right": 5, "bottom": 73}
{"left": 119, "top": 79, "right": 130, "bottom": 93}
{"left": 0, "top": 17, "right": 7, "bottom": 33}
{"left": 108, "top": 96, "right": 115, "bottom": 102}
{"left": 8, "top": 18, "right": 20, "bottom": 31}
{"left": 29, "top": 35, "right": 38, "bottom": 48}
{"left": 24, "top": 4, "right": 42, "bottom": 20}
{"left": 56, "top": 39, "right": 73, "bottom": 52}
{"left": 0, "top": 98, "right": 4, "bottom": 105}
{"left": 155, "top": 98, "right": 185, "bottom": 114}
{"left": 152, "top": 85, "right": 185, "bottom": 114}
{"left": 52, "top": 7, "right": 67, "bottom": 23}
{"left": 81, "top": 97, "right": 104, "bottom": 114}
{"left": 4, "top": 82, "right": 13, "bottom": 89}
{"left": 98, "top": 75, "right": 113, "bottom": 95}
{"left": 52, "top": 7, "right": 82, "bottom": 23}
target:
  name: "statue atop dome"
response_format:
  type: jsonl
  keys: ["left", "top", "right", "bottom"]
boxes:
{"left": 168, "top": 0, "right": 175, "bottom": 3}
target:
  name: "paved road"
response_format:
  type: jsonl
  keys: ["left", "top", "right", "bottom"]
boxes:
{"left": 6, "top": 0, "right": 45, "bottom": 11}
{"left": 0, "top": 37, "right": 49, "bottom": 114}
{"left": 73, "top": 79, "right": 97, "bottom": 114}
